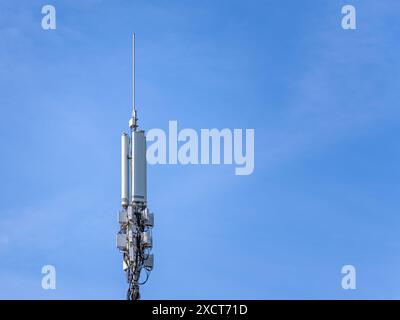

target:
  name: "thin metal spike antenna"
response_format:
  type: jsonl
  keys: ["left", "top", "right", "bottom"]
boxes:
{"left": 132, "top": 33, "right": 136, "bottom": 113}
{"left": 130, "top": 33, "right": 138, "bottom": 131}
{"left": 118, "top": 34, "right": 154, "bottom": 301}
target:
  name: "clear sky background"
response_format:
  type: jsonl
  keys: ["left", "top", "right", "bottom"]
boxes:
{"left": 0, "top": 0, "right": 400, "bottom": 299}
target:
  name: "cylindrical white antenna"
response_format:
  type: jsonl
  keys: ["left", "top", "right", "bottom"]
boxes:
{"left": 121, "top": 133, "right": 129, "bottom": 207}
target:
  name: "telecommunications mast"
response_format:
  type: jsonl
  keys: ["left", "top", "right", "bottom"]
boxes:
{"left": 116, "top": 33, "right": 154, "bottom": 300}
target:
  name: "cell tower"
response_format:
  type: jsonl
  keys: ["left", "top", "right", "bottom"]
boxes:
{"left": 116, "top": 33, "right": 154, "bottom": 300}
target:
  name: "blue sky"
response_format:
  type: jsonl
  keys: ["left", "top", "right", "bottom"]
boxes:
{"left": 0, "top": 0, "right": 400, "bottom": 299}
